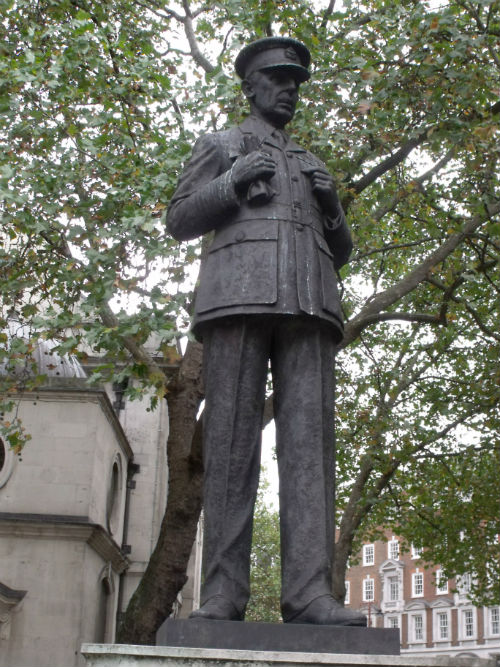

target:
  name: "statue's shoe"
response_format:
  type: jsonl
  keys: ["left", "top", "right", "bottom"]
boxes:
{"left": 189, "top": 595, "right": 243, "bottom": 621}
{"left": 286, "top": 595, "right": 367, "bottom": 626}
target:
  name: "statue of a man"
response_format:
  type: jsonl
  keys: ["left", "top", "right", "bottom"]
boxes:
{"left": 167, "top": 37, "right": 366, "bottom": 627}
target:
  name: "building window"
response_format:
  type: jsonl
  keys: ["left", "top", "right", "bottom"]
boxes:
{"left": 412, "top": 572, "right": 424, "bottom": 597}
{"left": 411, "top": 544, "right": 423, "bottom": 559}
{"left": 388, "top": 539, "right": 399, "bottom": 560}
{"left": 462, "top": 608, "right": 475, "bottom": 639}
{"left": 363, "top": 544, "right": 375, "bottom": 566}
{"left": 438, "top": 612, "right": 449, "bottom": 640}
{"left": 363, "top": 577, "right": 374, "bottom": 602}
{"left": 344, "top": 581, "right": 350, "bottom": 605}
{"left": 435, "top": 569, "right": 448, "bottom": 594}
{"left": 389, "top": 576, "right": 399, "bottom": 602}
{"left": 459, "top": 573, "right": 472, "bottom": 594}
{"left": 413, "top": 614, "right": 424, "bottom": 642}
{"left": 490, "top": 607, "right": 500, "bottom": 636}
{"left": 387, "top": 616, "right": 399, "bottom": 629}
{"left": 106, "top": 455, "right": 123, "bottom": 536}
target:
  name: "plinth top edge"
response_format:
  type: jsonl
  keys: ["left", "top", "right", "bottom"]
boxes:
{"left": 80, "top": 644, "right": 496, "bottom": 667}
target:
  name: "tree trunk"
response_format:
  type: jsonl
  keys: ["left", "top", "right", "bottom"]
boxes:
{"left": 117, "top": 340, "right": 205, "bottom": 645}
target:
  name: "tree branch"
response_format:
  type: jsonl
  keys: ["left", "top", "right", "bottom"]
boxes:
{"left": 38, "top": 176, "right": 169, "bottom": 386}
{"left": 340, "top": 200, "right": 500, "bottom": 348}
{"left": 181, "top": 0, "right": 216, "bottom": 73}
{"left": 457, "top": 0, "right": 500, "bottom": 70}
{"left": 135, "top": 0, "right": 184, "bottom": 22}
{"left": 369, "top": 147, "right": 456, "bottom": 224}
{"left": 346, "top": 99, "right": 500, "bottom": 204}
{"left": 427, "top": 276, "right": 500, "bottom": 342}
{"left": 353, "top": 237, "right": 436, "bottom": 262}
{"left": 356, "top": 311, "right": 444, "bottom": 327}
{"left": 320, "top": 0, "right": 336, "bottom": 29}
{"left": 351, "top": 131, "right": 427, "bottom": 196}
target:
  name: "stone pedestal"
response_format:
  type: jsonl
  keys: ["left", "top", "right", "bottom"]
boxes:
{"left": 156, "top": 620, "right": 399, "bottom": 655}
{"left": 81, "top": 644, "right": 497, "bottom": 667}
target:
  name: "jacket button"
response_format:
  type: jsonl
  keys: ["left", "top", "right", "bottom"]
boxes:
{"left": 296, "top": 224, "right": 304, "bottom": 231}
{"left": 291, "top": 175, "right": 299, "bottom": 182}
{"left": 235, "top": 231, "right": 245, "bottom": 242}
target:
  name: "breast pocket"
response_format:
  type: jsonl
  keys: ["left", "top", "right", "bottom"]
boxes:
{"left": 195, "top": 220, "right": 279, "bottom": 313}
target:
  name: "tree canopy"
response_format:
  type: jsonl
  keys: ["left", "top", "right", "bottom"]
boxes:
{"left": 1, "top": 0, "right": 499, "bottom": 643}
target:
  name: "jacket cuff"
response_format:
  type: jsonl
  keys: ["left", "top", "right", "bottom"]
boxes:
{"left": 324, "top": 212, "right": 343, "bottom": 231}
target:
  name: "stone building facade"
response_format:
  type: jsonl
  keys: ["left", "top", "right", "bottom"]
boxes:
{"left": 0, "top": 340, "right": 200, "bottom": 667}
{"left": 344, "top": 534, "right": 500, "bottom": 660}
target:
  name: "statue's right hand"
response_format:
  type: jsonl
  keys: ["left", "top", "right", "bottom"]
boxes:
{"left": 231, "top": 151, "right": 276, "bottom": 191}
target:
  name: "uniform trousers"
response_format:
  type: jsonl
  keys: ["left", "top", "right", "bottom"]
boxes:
{"left": 199, "top": 314, "right": 337, "bottom": 621}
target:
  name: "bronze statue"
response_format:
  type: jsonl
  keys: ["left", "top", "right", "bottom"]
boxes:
{"left": 167, "top": 37, "right": 366, "bottom": 627}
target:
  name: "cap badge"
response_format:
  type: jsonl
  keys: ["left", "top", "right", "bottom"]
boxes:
{"left": 285, "top": 47, "right": 299, "bottom": 62}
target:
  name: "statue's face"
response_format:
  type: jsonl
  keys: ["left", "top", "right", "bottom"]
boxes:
{"left": 245, "top": 68, "right": 299, "bottom": 128}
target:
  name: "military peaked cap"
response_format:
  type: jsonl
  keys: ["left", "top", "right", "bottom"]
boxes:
{"left": 235, "top": 37, "right": 311, "bottom": 82}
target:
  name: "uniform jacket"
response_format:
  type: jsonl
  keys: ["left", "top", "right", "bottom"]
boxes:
{"left": 166, "top": 115, "right": 353, "bottom": 341}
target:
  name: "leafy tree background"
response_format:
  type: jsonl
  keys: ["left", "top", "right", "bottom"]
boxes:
{"left": 246, "top": 471, "right": 282, "bottom": 623}
{"left": 1, "top": 0, "right": 499, "bottom": 644}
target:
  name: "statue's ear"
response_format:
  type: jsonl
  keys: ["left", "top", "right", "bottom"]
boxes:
{"left": 241, "top": 79, "right": 254, "bottom": 100}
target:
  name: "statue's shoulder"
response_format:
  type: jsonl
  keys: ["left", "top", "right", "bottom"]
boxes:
{"left": 192, "top": 127, "right": 242, "bottom": 160}
{"left": 211, "top": 126, "right": 243, "bottom": 158}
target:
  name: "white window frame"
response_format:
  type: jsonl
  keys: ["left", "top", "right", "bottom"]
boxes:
{"left": 458, "top": 573, "right": 472, "bottom": 595}
{"left": 412, "top": 571, "right": 424, "bottom": 598}
{"left": 385, "top": 615, "right": 400, "bottom": 629}
{"left": 489, "top": 607, "right": 500, "bottom": 636}
{"left": 459, "top": 607, "right": 476, "bottom": 640}
{"left": 387, "top": 538, "right": 399, "bottom": 560}
{"left": 433, "top": 609, "right": 450, "bottom": 641}
{"left": 363, "top": 544, "right": 375, "bottom": 566}
{"left": 344, "top": 581, "right": 350, "bottom": 605}
{"left": 411, "top": 544, "right": 423, "bottom": 559}
{"left": 388, "top": 575, "right": 399, "bottom": 602}
{"left": 363, "top": 576, "right": 374, "bottom": 602}
{"left": 435, "top": 569, "right": 448, "bottom": 594}
{"left": 410, "top": 613, "right": 425, "bottom": 643}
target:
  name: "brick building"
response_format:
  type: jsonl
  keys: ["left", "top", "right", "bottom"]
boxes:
{"left": 344, "top": 534, "right": 500, "bottom": 659}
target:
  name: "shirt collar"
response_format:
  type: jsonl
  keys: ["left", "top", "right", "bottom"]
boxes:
{"left": 240, "top": 114, "right": 288, "bottom": 143}
{"left": 239, "top": 114, "right": 306, "bottom": 153}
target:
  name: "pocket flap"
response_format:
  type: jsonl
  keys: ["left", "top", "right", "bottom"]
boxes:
{"left": 314, "top": 231, "right": 334, "bottom": 259}
{"left": 210, "top": 219, "right": 279, "bottom": 252}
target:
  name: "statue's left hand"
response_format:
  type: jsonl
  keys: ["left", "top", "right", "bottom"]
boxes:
{"left": 302, "top": 166, "right": 340, "bottom": 217}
